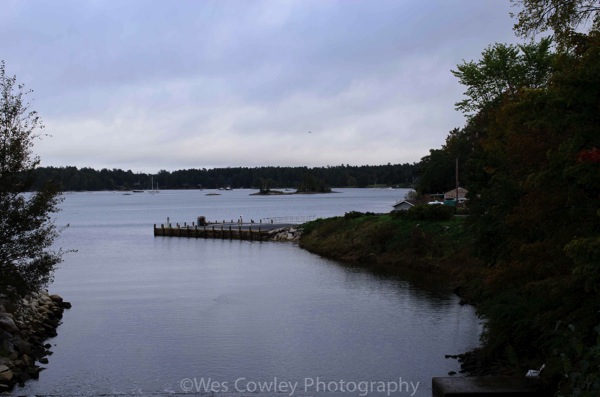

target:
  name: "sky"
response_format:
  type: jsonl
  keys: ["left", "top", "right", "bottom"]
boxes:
{"left": 1, "top": 0, "right": 522, "bottom": 173}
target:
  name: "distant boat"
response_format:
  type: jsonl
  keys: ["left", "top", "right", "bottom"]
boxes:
{"left": 132, "top": 190, "right": 144, "bottom": 193}
{"left": 148, "top": 176, "right": 159, "bottom": 194}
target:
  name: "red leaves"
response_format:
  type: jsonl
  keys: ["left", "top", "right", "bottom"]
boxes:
{"left": 577, "top": 147, "right": 600, "bottom": 163}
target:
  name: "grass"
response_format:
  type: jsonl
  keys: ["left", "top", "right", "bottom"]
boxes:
{"left": 299, "top": 212, "right": 479, "bottom": 276}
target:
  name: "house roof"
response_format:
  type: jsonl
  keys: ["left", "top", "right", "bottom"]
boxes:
{"left": 393, "top": 200, "right": 415, "bottom": 208}
{"left": 444, "top": 187, "right": 468, "bottom": 199}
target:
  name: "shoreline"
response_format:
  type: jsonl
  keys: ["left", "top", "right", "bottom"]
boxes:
{"left": 0, "top": 291, "right": 71, "bottom": 392}
{"left": 249, "top": 190, "right": 339, "bottom": 196}
{"left": 296, "top": 215, "right": 496, "bottom": 377}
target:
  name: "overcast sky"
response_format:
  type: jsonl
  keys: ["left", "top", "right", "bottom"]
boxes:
{"left": 2, "top": 1, "right": 521, "bottom": 173}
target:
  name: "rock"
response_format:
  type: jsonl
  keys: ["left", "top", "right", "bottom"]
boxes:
{"left": 0, "top": 292, "right": 68, "bottom": 392}
{"left": 0, "top": 366, "right": 13, "bottom": 383}
{"left": 0, "top": 316, "right": 18, "bottom": 334}
{"left": 27, "top": 365, "right": 41, "bottom": 376}
{"left": 48, "top": 295, "right": 63, "bottom": 303}
{"left": 9, "top": 337, "right": 31, "bottom": 356}
{"left": 21, "top": 355, "right": 32, "bottom": 367}
{"left": 30, "top": 345, "right": 45, "bottom": 360}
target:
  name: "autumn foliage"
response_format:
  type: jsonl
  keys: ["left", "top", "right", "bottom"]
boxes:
{"left": 416, "top": 5, "right": 600, "bottom": 394}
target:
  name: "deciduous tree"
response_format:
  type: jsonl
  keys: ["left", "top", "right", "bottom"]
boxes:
{"left": 0, "top": 61, "right": 64, "bottom": 301}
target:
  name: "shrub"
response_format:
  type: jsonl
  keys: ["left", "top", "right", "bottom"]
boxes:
{"left": 397, "top": 204, "right": 454, "bottom": 221}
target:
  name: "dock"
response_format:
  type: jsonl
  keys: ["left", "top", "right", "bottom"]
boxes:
{"left": 153, "top": 216, "right": 312, "bottom": 242}
{"left": 432, "top": 377, "right": 542, "bottom": 396}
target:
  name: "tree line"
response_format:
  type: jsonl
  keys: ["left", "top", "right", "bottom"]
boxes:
{"left": 28, "top": 163, "right": 418, "bottom": 191}
{"left": 416, "top": 1, "right": 600, "bottom": 394}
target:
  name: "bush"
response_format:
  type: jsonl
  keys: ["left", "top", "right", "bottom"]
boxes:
{"left": 392, "top": 204, "right": 454, "bottom": 221}
{"left": 344, "top": 211, "right": 376, "bottom": 220}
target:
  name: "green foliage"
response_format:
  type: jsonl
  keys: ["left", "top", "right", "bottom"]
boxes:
{"left": 565, "top": 235, "right": 600, "bottom": 293}
{"left": 451, "top": 38, "right": 554, "bottom": 115}
{"left": 555, "top": 324, "right": 600, "bottom": 396}
{"left": 398, "top": 204, "right": 455, "bottom": 221}
{"left": 449, "top": 21, "right": 600, "bottom": 395}
{"left": 299, "top": 217, "right": 340, "bottom": 235}
{"left": 0, "top": 61, "right": 64, "bottom": 301}
{"left": 416, "top": 148, "right": 455, "bottom": 194}
{"left": 344, "top": 211, "right": 376, "bottom": 220}
{"left": 296, "top": 173, "right": 331, "bottom": 193}
{"left": 300, "top": 213, "right": 471, "bottom": 269}
{"left": 511, "top": 0, "right": 600, "bottom": 43}
{"left": 415, "top": 126, "right": 479, "bottom": 195}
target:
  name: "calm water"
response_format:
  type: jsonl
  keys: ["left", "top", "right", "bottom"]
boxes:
{"left": 16, "top": 189, "right": 481, "bottom": 397}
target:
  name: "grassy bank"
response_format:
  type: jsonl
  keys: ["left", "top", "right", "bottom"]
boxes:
{"left": 299, "top": 209, "right": 480, "bottom": 279}
{"left": 297, "top": 210, "right": 519, "bottom": 378}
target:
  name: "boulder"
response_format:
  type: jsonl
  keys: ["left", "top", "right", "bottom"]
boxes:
{"left": 0, "top": 365, "right": 13, "bottom": 384}
{"left": 60, "top": 301, "right": 72, "bottom": 309}
{"left": 48, "top": 295, "right": 63, "bottom": 303}
{"left": 21, "top": 354, "right": 32, "bottom": 367}
{"left": 9, "top": 337, "right": 32, "bottom": 355}
{"left": 0, "top": 315, "right": 18, "bottom": 334}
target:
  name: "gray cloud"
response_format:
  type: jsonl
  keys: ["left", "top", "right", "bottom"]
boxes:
{"left": 1, "top": 0, "right": 520, "bottom": 172}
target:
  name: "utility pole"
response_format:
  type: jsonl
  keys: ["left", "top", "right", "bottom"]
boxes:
{"left": 455, "top": 157, "right": 459, "bottom": 209}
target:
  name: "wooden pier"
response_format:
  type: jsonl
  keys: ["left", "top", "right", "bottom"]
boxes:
{"left": 154, "top": 222, "right": 292, "bottom": 242}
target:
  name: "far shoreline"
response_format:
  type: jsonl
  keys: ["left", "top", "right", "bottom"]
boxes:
{"left": 249, "top": 189, "right": 339, "bottom": 196}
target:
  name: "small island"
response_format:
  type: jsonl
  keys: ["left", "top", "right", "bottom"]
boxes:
{"left": 250, "top": 175, "right": 333, "bottom": 195}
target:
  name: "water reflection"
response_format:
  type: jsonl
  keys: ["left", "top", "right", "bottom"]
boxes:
{"left": 17, "top": 191, "right": 481, "bottom": 397}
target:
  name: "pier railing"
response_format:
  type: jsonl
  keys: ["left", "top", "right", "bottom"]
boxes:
{"left": 260, "top": 216, "right": 317, "bottom": 224}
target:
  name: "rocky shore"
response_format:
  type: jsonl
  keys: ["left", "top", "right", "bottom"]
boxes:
{"left": 268, "top": 226, "right": 302, "bottom": 242}
{"left": 0, "top": 291, "right": 71, "bottom": 393}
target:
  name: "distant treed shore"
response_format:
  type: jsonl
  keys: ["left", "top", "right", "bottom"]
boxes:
{"left": 27, "top": 163, "right": 418, "bottom": 191}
